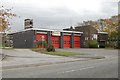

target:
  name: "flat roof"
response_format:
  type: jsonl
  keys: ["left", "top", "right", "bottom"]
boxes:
{"left": 62, "top": 30, "right": 83, "bottom": 34}
{"left": 10, "top": 28, "right": 83, "bottom": 34}
{"left": 6, "top": 28, "right": 55, "bottom": 34}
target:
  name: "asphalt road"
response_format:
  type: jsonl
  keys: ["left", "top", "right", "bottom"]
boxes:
{"left": 2, "top": 55, "right": 118, "bottom": 78}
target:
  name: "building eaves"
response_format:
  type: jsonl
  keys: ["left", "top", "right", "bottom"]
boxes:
{"left": 98, "top": 32, "right": 108, "bottom": 34}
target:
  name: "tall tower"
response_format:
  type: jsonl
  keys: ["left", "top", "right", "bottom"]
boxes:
{"left": 24, "top": 19, "right": 33, "bottom": 29}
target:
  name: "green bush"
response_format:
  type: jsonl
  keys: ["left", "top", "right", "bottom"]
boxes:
{"left": 46, "top": 45, "right": 55, "bottom": 52}
{"left": 37, "top": 40, "right": 47, "bottom": 48}
{"left": 89, "top": 40, "right": 98, "bottom": 48}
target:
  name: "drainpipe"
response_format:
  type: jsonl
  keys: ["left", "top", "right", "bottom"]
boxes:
{"left": 71, "top": 32, "right": 74, "bottom": 48}
{"left": 60, "top": 32, "right": 63, "bottom": 48}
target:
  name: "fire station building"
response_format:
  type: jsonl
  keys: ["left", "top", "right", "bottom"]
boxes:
{"left": 12, "top": 28, "right": 84, "bottom": 48}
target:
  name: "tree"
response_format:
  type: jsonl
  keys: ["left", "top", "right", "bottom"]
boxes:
{"left": 118, "top": 14, "right": 120, "bottom": 49}
{"left": 0, "top": 6, "right": 16, "bottom": 32}
{"left": 102, "top": 16, "right": 118, "bottom": 48}
{"left": 0, "top": 6, "right": 16, "bottom": 48}
{"left": 37, "top": 40, "right": 47, "bottom": 48}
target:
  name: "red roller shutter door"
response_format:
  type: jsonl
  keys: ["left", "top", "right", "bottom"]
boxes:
{"left": 51, "top": 36, "right": 60, "bottom": 48}
{"left": 74, "top": 36, "right": 80, "bottom": 48}
{"left": 64, "top": 35, "right": 71, "bottom": 48}
{"left": 36, "top": 33, "right": 47, "bottom": 48}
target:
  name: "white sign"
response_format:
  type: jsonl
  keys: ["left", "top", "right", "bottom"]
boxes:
{"left": 42, "top": 35, "right": 44, "bottom": 41}
{"left": 52, "top": 31, "right": 60, "bottom": 36}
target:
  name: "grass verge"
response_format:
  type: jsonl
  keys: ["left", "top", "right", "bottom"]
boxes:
{"left": 31, "top": 48, "right": 86, "bottom": 57}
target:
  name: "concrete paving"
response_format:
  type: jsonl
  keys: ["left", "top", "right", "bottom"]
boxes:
{"left": 0, "top": 48, "right": 116, "bottom": 70}
{"left": 0, "top": 49, "right": 91, "bottom": 70}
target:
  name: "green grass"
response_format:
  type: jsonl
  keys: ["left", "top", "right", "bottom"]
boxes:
{"left": 0, "top": 44, "right": 3, "bottom": 48}
{"left": 31, "top": 48, "right": 86, "bottom": 57}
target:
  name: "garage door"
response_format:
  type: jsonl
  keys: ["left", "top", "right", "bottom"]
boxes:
{"left": 51, "top": 36, "right": 60, "bottom": 48}
{"left": 74, "top": 36, "right": 80, "bottom": 48}
{"left": 64, "top": 35, "right": 71, "bottom": 48}
{"left": 36, "top": 33, "right": 47, "bottom": 48}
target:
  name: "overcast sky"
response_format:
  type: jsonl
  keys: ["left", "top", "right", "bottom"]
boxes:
{"left": 1, "top": 0, "right": 119, "bottom": 31}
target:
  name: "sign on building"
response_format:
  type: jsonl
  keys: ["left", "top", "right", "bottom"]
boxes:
{"left": 52, "top": 31, "right": 60, "bottom": 36}
{"left": 42, "top": 35, "right": 44, "bottom": 41}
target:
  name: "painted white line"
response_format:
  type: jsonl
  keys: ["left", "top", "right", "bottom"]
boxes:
{"left": 78, "top": 66, "right": 94, "bottom": 70}
{"left": 58, "top": 66, "right": 95, "bottom": 74}
{"left": 65, "top": 69, "right": 76, "bottom": 73}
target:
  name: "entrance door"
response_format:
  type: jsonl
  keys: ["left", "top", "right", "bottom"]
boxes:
{"left": 36, "top": 33, "right": 47, "bottom": 48}
{"left": 51, "top": 36, "right": 60, "bottom": 48}
{"left": 74, "top": 36, "right": 80, "bottom": 48}
{"left": 63, "top": 35, "right": 71, "bottom": 48}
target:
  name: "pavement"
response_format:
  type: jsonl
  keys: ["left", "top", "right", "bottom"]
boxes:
{"left": 2, "top": 54, "right": 118, "bottom": 78}
{"left": 0, "top": 49, "right": 96, "bottom": 70}
{"left": 0, "top": 48, "right": 117, "bottom": 70}
{"left": 1, "top": 48, "right": 118, "bottom": 78}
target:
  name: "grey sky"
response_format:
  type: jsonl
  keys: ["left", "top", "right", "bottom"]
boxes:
{"left": 1, "top": 0, "right": 119, "bottom": 31}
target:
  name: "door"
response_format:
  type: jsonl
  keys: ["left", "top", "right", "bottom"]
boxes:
{"left": 74, "top": 36, "right": 80, "bottom": 48}
{"left": 51, "top": 36, "right": 60, "bottom": 48}
{"left": 64, "top": 35, "right": 71, "bottom": 48}
{"left": 36, "top": 33, "right": 47, "bottom": 48}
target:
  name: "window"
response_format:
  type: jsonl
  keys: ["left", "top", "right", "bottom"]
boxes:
{"left": 85, "top": 37, "right": 88, "bottom": 40}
